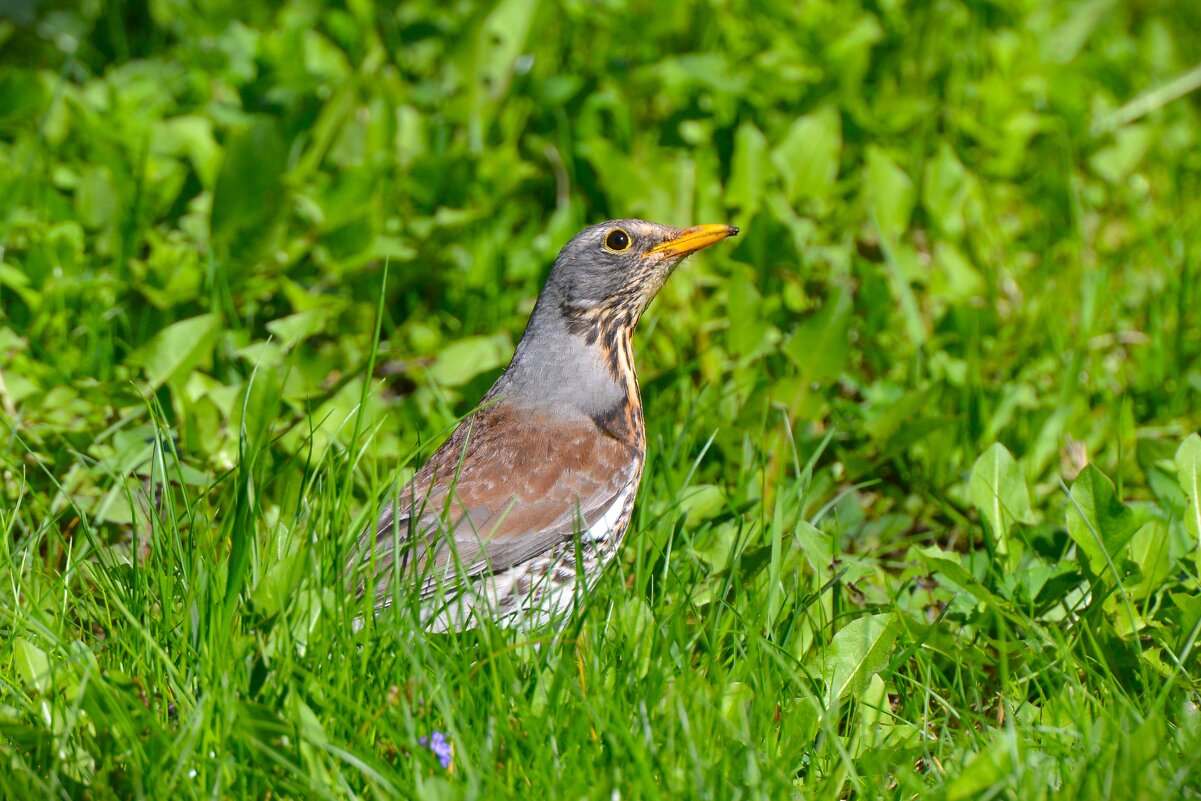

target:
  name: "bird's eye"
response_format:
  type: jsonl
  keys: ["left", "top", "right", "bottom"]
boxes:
{"left": 603, "top": 229, "right": 632, "bottom": 252}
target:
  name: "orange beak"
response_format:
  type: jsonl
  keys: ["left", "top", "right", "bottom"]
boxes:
{"left": 645, "top": 224, "right": 739, "bottom": 258}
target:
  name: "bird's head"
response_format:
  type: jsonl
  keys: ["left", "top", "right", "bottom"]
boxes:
{"left": 546, "top": 219, "right": 738, "bottom": 333}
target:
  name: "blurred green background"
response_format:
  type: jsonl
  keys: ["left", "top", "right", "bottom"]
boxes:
{"left": 3, "top": 0, "right": 1201, "bottom": 797}
{"left": 3, "top": 0, "right": 1197, "bottom": 502}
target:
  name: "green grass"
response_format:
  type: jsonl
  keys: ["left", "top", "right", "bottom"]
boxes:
{"left": 3, "top": 0, "right": 1201, "bottom": 797}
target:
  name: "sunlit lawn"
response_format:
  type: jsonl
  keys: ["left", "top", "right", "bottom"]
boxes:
{"left": 2, "top": 1, "right": 1201, "bottom": 798}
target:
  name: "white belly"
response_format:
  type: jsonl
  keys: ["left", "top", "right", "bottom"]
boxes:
{"left": 425, "top": 481, "right": 637, "bottom": 632}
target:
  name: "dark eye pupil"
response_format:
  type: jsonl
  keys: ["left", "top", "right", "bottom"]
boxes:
{"left": 607, "top": 230, "right": 630, "bottom": 250}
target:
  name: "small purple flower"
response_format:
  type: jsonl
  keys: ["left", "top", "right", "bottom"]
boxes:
{"left": 418, "top": 730, "right": 453, "bottom": 770}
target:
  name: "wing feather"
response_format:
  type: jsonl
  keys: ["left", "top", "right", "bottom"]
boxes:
{"left": 357, "top": 402, "right": 639, "bottom": 605}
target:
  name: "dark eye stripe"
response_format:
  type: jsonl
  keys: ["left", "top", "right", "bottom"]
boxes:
{"left": 605, "top": 229, "right": 631, "bottom": 252}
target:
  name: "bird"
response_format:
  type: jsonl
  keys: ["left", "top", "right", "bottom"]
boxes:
{"left": 355, "top": 219, "right": 738, "bottom": 631}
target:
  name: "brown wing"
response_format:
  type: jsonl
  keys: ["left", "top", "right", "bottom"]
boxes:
{"left": 358, "top": 401, "right": 641, "bottom": 603}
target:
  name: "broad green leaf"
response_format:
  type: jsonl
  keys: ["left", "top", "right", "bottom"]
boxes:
{"left": 290, "top": 692, "right": 330, "bottom": 747}
{"left": 793, "top": 520, "right": 833, "bottom": 581}
{"left": 1090, "top": 124, "right": 1152, "bottom": 184}
{"left": 152, "top": 115, "right": 221, "bottom": 187}
{"left": 878, "top": 239, "right": 927, "bottom": 346}
{"left": 853, "top": 673, "right": 890, "bottom": 756}
{"left": 915, "top": 545, "right": 1004, "bottom": 608}
{"left": 772, "top": 106, "right": 841, "bottom": 204}
{"left": 127, "top": 313, "right": 222, "bottom": 389}
{"left": 727, "top": 274, "right": 773, "bottom": 358}
{"left": 13, "top": 638, "right": 51, "bottom": 694}
{"left": 1172, "top": 592, "right": 1201, "bottom": 646}
{"left": 475, "top": 0, "right": 539, "bottom": 101}
{"left": 210, "top": 118, "right": 287, "bottom": 255}
{"left": 783, "top": 695, "right": 822, "bottom": 750}
{"left": 265, "top": 310, "right": 329, "bottom": 351}
{"left": 727, "top": 121, "right": 770, "bottom": 218}
{"left": 826, "top": 15, "right": 883, "bottom": 87}
{"left": 818, "top": 612, "right": 898, "bottom": 703}
{"left": 677, "top": 484, "right": 726, "bottom": 526}
{"left": 75, "top": 165, "right": 118, "bottom": 231}
{"left": 922, "top": 143, "right": 968, "bottom": 238}
{"left": 970, "top": 443, "right": 1034, "bottom": 554}
{"left": 427, "top": 334, "right": 513, "bottom": 387}
{"left": 719, "top": 681, "right": 754, "bottom": 736}
{"left": 1141, "top": 647, "right": 1175, "bottom": 679}
{"left": 251, "top": 549, "right": 305, "bottom": 618}
{"left": 0, "top": 69, "right": 46, "bottom": 120}
{"left": 0, "top": 262, "right": 40, "bottom": 308}
{"left": 933, "top": 241, "right": 985, "bottom": 300}
{"left": 279, "top": 377, "right": 386, "bottom": 455}
{"left": 783, "top": 288, "right": 852, "bottom": 384}
{"left": 1176, "top": 434, "right": 1201, "bottom": 565}
{"left": 1128, "top": 520, "right": 1172, "bottom": 600}
{"left": 1067, "top": 464, "right": 1138, "bottom": 576}
{"left": 865, "top": 146, "right": 915, "bottom": 240}
{"left": 946, "top": 729, "right": 1020, "bottom": 800}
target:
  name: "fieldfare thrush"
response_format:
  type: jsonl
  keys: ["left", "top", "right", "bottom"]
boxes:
{"left": 357, "top": 219, "right": 738, "bottom": 631}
